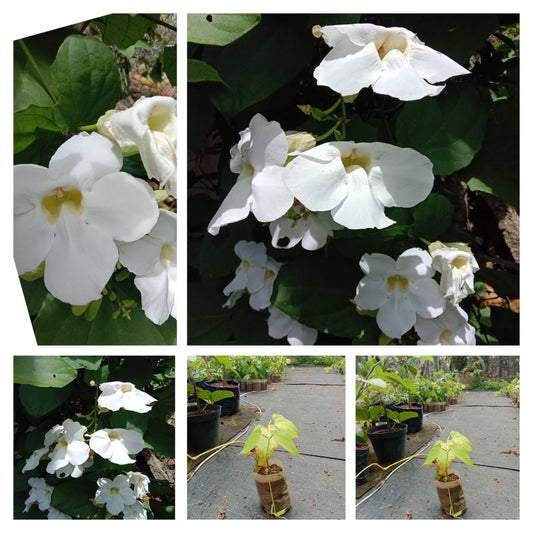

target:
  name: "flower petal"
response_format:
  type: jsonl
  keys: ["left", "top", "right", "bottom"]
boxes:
{"left": 48, "top": 132, "right": 123, "bottom": 190}
{"left": 84, "top": 172, "right": 158, "bottom": 242}
{"left": 407, "top": 278, "right": 446, "bottom": 318}
{"left": 355, "top": 277, "right": 389, "bottom": 310}
{"left": 44, "top": 212, "right": 118, "bottom": 305}
{"left": 207, "top": 176, "right": 253, "bottom": 235}
{"left": 377, "top": 292, "right": 417, "bottom": 338}
{"left": 251, "top": 166, "right": 294, "bottom": 222}
{"left": 248, "top": 114, "right": 289, "bottom": 169}
{"left": 407, "top": 43, "right": 470, "bottom": 84}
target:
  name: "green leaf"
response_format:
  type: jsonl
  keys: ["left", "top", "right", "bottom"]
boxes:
{"left": 188, "top": 58, "right": 227, "bottom": 85}
{"left": 396, "top": 84, "right": 488, "bottom": 175}
{"left": 188, "top": 14, "right": 261, "bottom": 46}
{"left": 19, "top": 383, "right": 73, "bottom": 418}
{"left": 411, "top": 193, "right": 454, "bottom": 240}
{"left": 14, "top": 356, "right": 78, "bottom": 387}
{"left": 51, "top": 478, "right": 106, "bottom": 519}
{"left": 162, "top": 44, "right": 177, "bottom": 86}
{"left": 50, "top": 35, "right": 120, "bottom": 130}
{"left": 144, "top": 419, "right": 175, "bottom": 458}
{"left": 110, "top": 410, "right": 149, "bottom": 434}
{"left": 62, "top": 356, "right": 103, "bottom": 371}
{"left": 93, "top": 14, "right": 156, "bottom": 49}
{"left": 270, "top": 254, "right": 359, "bottom": 339}
{"left": 13, "top": 105, "right": 61, "bottom": 153}
{"left": 13, "top": 66, "right": 54, "bottom": 113}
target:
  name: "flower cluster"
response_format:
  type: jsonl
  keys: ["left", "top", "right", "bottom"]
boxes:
{"left": 355, "top": 243, "right": 478, "bottom": 344}
{"left": 204, "top": 21, "right": 478, "bottom": 345}
{"left": 14, "top": 95, "right": 176, "bottom": 326}
{"left": 21, "top": 381, "right": 157, "bottom": 519}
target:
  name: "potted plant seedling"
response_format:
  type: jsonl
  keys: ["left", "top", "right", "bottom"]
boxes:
{"left": 423, "top": 431, "right": 475, "bottom": 517}
{"left": 187, "top": 356, "right": 234, "bottom": 453}
{"left": 240, "top": 414, "right": 301, "bottom": 517}
{"left": 357, "top": 358, "right": 418, "bottom": 465}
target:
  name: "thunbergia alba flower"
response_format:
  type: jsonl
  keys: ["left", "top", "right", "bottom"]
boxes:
{"left": 46, "top": 419, "right": 90, "bottom": 476}
{"left": 24, "top": 478, "right": 53, "bottom": 512}
{"left": 314, "top": 23, "right": 470, "bottom": 100}
{"left": 123, "top": 501, "right": 148, "bottom": 520}
{"left": 128, "top": 472, "right": 150, "bottom": 498}
{"left": 284, "top": 141, "right": 433, "bottom": 230}
{"left": 267, "top": 306, "right": 318, "bottom": 345}
{"left": 429, "top": 241, "right": 479, "bottom": 304}
{"left": 54, "top": 457, "right": 94, "bottom": 479}
{"left": 22, "top": 446, "right": 49, "bottom": 473}
{"left": 95, "top": 474, "right": 137, "bottom": 516}
{"left": 208, "top": 114, "right": 294, "bottom": 235}
{"left": 98, "top": 381, "right": 157, "bottom": 413}
{"left": 89, "top": 428, "right": 145, "bottom": 464}
{"left": 269, "top": 204, "right": 343, "bottom": 250}
{"left": 415, "top": 301, "right": 476, "bottom": 345}
{"left": 355, "top": 248, "right": 445, "bottom": 339}
{"left": 14, "top": 132, "right": 159, "bottom": 306}
{"left": 223, "top": 240, "right": 282, "bottom": 310}
{"left": 104, "top": 96, "right": 177, "bottom": 196}
{"left": 118, "top": 209, "right": 176, "bottom": 324}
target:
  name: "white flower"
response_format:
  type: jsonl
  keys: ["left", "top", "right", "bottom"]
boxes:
{"left": 269, "top": 204, "right": 343, "bottom": 250}
{"left": 47, "top": 507, "right": 72, "bottom": 519}
{"left": 22, "top": 446, "right": 49, "bottom": 473}
{"left": 355, "top": 248, "right": 446, "bottom": 339}
{"left": 283, "top": 141, "right": 433, "bottom": 230}
{"left": 223, "top": 240, "right": 282, "bottom": 310}
{"left": 14, "top": 132, "right": 159, "bottom": 306}
{"left": 118, "top": 209, "right": 176, "bottom": 324}
{"left": 46, "top": 419, "right": 90, "bottom": 476}
{"left": 104, "top": 96, "right": 177, "bottom": 196}
{"left": 54, "top": 457, "right": 94, "bottom": 479}
{"left": 89, "top": 428, "right": 145, "bottom": 465}
{"left": 24, "top": 478, "right": 53, "bottom": 512}
{"left": 207, "top": 114, "right": 294, "bottom": 235}
{"left": 122, "top": 501, "right": 148, "bottom": 520}
{"left": 429, "top": 241, "right": 480, "bottom": 304}
{"left": 128, "top": 472, "right": 150, "bottom": 498}
{"left": 415, "top": 301, "right": 476, "bottom": 345}
{"left": 95, "top": 474, "right": 137, "bottom": 516}
{"left": 314, "top": 23, "right": 470, "bottom": 100}
{"left": 98, "top": 381, "right": 157, "bottom": 413}
{"left": 267, "top": 306, "right": 318, "bottom": 345}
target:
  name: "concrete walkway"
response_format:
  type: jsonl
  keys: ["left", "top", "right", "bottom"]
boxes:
{"left": 356, "top": 390, "right": 519, "bottom": 520}
{"left": 187, "top": 365, "right": 346, "bottom": 520}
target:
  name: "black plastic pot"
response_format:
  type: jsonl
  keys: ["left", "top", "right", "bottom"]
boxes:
{"left": 356, "top": 443, "right": 370, "bottom": 485}
{"left": 187, "top": 404, "right": 221, "bottom": 453}
{"left": 195, "top": 379, "right": 240, "bottom": 416}
{"left": 388, "top": 402, "right": 423, "bottom": 433}
{"left": 367, "top": 423, "right": 407, "bottom": 464}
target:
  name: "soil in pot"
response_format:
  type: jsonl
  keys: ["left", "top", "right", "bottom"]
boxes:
{"left": 367, "top": 424, "right": 407, "bottom": 464}
{"left": 434, "top": 471, "right": 467, "bottom": 516}
{"left": 252, "top": 460, "right": 291, "bottom": 515}
{"left": 356, "top": 443, "right": 370, "bottom": 485}
{"left": 187, "top": 404, "right": 221, "bottom": 454}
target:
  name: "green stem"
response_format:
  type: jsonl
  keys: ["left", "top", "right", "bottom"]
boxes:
{"left": 323, "top": 96, "right": 342, "bottom": 116}
{"left": 17, "top": 39, "right": 58, "bottom": 105}
{"left": 340, "top": 99, "right": 347, "bottom": 140}
{"left": 314, "top": 119, "right": 342, "bottom": 142}
{"left": 78, "top": 124, "right": 98, "bottom": 132}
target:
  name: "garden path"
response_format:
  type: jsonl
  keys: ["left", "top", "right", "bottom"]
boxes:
{"left": 187, "top": 364, "right": 346, "bottom": 519}
{"left": 356, "top": 389, "right": 519, "bottom": 520}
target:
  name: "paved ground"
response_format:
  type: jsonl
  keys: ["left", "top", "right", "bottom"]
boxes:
{"left": 187, "top": 365, "right": 345, "bottom": 520}
{"left": 356, "top": 390, "right": 520, "bottom": 520}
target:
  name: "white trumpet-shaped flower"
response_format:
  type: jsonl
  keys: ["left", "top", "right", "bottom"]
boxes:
{"left": 45, "top": 419, "right": 90, "bottom": 476}
{"left": 14, "top": 132, "right": 159, "bottom": 306}
{"left": 95, "top": 474, "right": 137, "bottom": 516}
{"left": 98, "top": 381, "right": 157, "bottom": 413}
{"left": 269, "top": 204, "right": 343, "bottom": 250}
{"left": 119, "top": 209, "right": 176, "bottom": 324}
{"left": 122, "top": 501, "right": 148, "bottom": 520}
{"left": 89, "top": 428, "right": 145, "bottom": 465}
{"left": 267, "top": 306, "right": 318, "bottom": 345}
{"left": 223, "top": 240, "right": 282, "bottom": 311}
{"left": 24, "top": 478, "right": 53, "bottom": 512}
{"left": 208, "top": 114, "right": 294, "bottom": 235}
{"left": 415, "top": 301, "right": 476, "bottom": 345}
{"left": 283, "top": 141, "right": 433, "bottom": 230}
{"left": 314, "top": 23, "right": 470, "bottom": 100}
{"left": 355, "top": 248, "right": 446, "bottom": 339}
{"left": 104, "top": 96, "right": 177, "bottom": 196}
{"left": 429, "top": 241, "right": 479, "bottom": 304}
